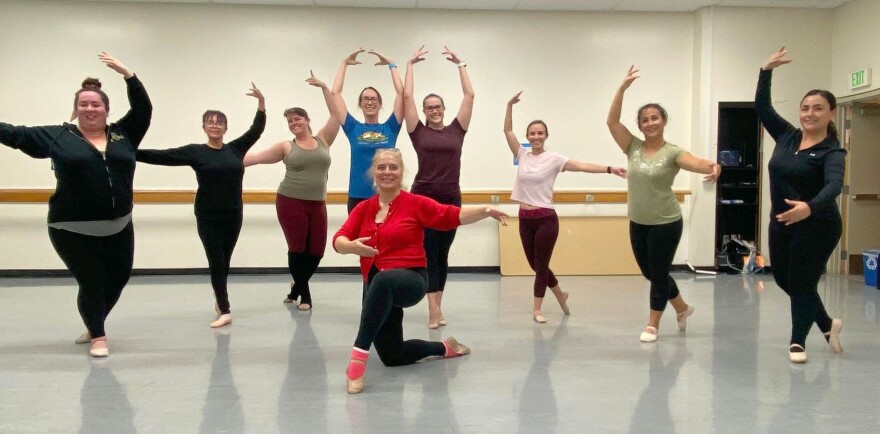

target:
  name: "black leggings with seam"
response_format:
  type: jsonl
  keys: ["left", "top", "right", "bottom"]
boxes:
{"left": 196, "top": 209, "right": 242, "bottom": 314}
{"left": 629, "top": 219, "right": 683, "bottom": 311}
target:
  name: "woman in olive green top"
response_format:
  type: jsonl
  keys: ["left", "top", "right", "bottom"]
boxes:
{"left": 606, "top": 65, "right": 720, "bottom": 343}
{"left": 244, "top": 73, "right": 340, "bottom": 310}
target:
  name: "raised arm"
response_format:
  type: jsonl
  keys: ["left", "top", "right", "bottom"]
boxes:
{"left": 677, "top": 151, "right": 720, "bottom": 182}
{"left": 100, "top": 52, "right": 152, "bottom": 146}
{"left": 756, "top": 46, "right": 796, "bottom": 141}
{"left": 403, "top": 45, "right": 428, "bottom": 134}
{"left": 606, "top": 65, "right": 639, "bottom": 153}
{"left": 243, "top": 140, "right": 286, "bottom": 167}
{"left": 228, "top": 83, "right": 267, "bottom": 155}
{"left": 329, "top": 49, "right": 363, "bottom": 124}
{"left": 443, "top": 46, "right": 474, "bottom": 130}
{"left": 503, "top": 92, "right": 523, "bottom": 157}
{"left": 307, "top": 71, "right": 341, "bottom": 146}
{"left": 563, "top": 160, "right": 627, "bottom": 178}
{"left": 370, "top": 50, "right": 404, "bottom": 123}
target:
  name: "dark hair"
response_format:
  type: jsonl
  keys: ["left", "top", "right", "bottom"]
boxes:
{"left": 801, "top": 89, "right": 838, "bottom": 137}
{"left": 74, "top": 77, "right": 109, "bottom": 112}
{"left": 201, "top": 110, "right": 227, "bottom": 127}
{"left": 283, "top": 107, "right": 312, "bottom": 133}
{"left": 283, "top": 107, "right": 309, "bottom": 119}
{"left": 526, "top": 120, "right": 549, "bottom": 138}
{"left": 422, "top": 93, "right": 445, "bottom": 108}
{"left": 358, "top": 87, "right": 383, "bottom": 107}
{"left": 636, "top": 103, "right": 668, "bottom": 124}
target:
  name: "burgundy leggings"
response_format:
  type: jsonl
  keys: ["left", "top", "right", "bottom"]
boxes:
{"left": 518, "top": 208, "right": 560, "bottom": 298}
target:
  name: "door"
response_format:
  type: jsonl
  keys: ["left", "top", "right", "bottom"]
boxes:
{"left": 842, "top": 102, "right": 880, "bottom": 274}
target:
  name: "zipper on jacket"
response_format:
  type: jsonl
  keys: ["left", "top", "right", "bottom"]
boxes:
{"left": 67, "top": 129, "right": 116, "bottom": 209}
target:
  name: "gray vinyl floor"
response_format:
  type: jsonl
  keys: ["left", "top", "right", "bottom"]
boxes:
{"left": 1, "top": 272, "right": 878, "bottom": 433}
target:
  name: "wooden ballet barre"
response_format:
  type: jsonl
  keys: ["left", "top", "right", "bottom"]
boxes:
{"left": 0, "top": 189, "right": 691, "bottom": 204}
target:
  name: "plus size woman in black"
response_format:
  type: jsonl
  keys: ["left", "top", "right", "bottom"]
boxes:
{"left": 756, "top": 47, "right": 846, "bottom": 364}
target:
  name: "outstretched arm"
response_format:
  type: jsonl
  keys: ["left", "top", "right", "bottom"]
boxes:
{"left": 403, "top": 45, "right": 428, "bottom": 134}
{"left": 370, "top": 50, "right": 404, "bottom": 123}
{"left": 563, "top": 160, "right": 627, "bottom": 178}
{"left": 503, "top": 92, "right": 523, "bottom": 157}
{"left": 459, "top": 206, "right": 508, "bottom": 226}
{"left": 329, "top": 49, "right": 363, "bottom": 124}
{"left": 606, "top": 65, "right": 639, "bottom": 153}
{"left": 443, "top": 46, "right": 474, "bottom": 130}
{"left": 677, "top": 152, "right": 720, "bottom": 182}
{"left": 243, "top": 140, "right": 286, "bottom": 167}
{"left": 307, "top": 71, "right": 341, "bottom": 146}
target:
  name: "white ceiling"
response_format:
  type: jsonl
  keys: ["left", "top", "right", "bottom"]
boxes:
{"left": 77, "top": 0, "right": 852, "bottom": 12}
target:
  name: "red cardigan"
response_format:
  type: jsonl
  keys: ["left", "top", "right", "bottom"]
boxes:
{"left": 334, "top": 191, "right": 461, "bottom": 281}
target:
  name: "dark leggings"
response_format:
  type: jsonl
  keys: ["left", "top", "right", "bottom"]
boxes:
{"left": 423, "top": 195, "right": 461, "bottom": 293}
{"left": 354, "top": 267, "right": 444, "bottom": 366}
{"left": 196, "top": 210, "right": 242, "bottom": 315}
{"left": 347, "top": 196, "right": 369, "bottom": 214}
{"left": 769, "top": 218, "right": 841, "bottom": 347}
{"left": 629, "top": 219, "right": 683, "bottom": 311}
{"left": 277, "top": 195, "right": 326, "bottom": 303}
{"left": 48, "top": 223, "right": 134, "bottom": 339}
{"left": 518, "top": 209, "right": 560, "bottom": 298}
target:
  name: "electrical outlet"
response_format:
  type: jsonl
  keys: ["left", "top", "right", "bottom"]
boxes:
{"left": 490, "top": 194, "right": 500, "bottom": 203}
{"left": 585, "top": 194, "right": 595, "bottom": 202}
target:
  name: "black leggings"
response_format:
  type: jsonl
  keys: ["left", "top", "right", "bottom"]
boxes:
{"left": 629, "top": 219, "right": 683, "bottom": 311}
{"left": 518, "top": 210, "right": 560, "bottom": 298}
{"left": 196, "top": 210, "right": 243, "bottom": 315}
{"left": 354, "top": 267, "right": 444, "bottom": 366}
{"left": 769, "top": 218, "right": 841, "bottom": 346}
{"left": 423, "top": 196, "right": 461, "bottom": 293}
{"left": 347, "top": 196, "right": 369, "bottom": 214}
{"left": 48, "top": 223, "right": 134, "bottom": 339}
{"left": 288, "top": 253, "right": 321, "bottom": 304}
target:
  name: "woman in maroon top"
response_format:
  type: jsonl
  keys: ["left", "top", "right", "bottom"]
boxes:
{"left": 334, "top": 148, "right": 506, "bottom": 394}
{"left": 403, "top": 45, "right": 475, "bottom": 329}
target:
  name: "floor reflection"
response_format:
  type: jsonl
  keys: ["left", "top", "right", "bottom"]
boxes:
{"left": 199, "top": 329, "right": 244, "bottom": 434}
{"left": 628, "top": 342, "right": 690, "bottom": 434}
{"left": 277, "top": 309, "right": 327, "bottom": 432}
{"left": 518, "top": 317, "right": 568, "bottom": 433}
{"left": 79, "top": 361, "right": 136, "bottom": 434}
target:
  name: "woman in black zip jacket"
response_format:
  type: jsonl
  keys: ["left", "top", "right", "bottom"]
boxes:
{"left": 137, "top": 84, "right": 266, "bottom": 328}
{"left": 0, "top": 53, "right": 151, "bottom": 358}
{"left": 756, "top": 47, "right": 846, "bottom": 364}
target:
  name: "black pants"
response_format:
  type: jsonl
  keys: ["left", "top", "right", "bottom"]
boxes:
{"left": 769, "top": 218, "right": 841, "bottom": 346}
{"left": 196, "top": 210, "right": 243, "bottom": 315}
{"left": 287, "top": 252, "right": 321, "bottom": 304}
{"left": 629, "top": 219, "right": 683, "bottom": 311}
{"left": 423, "top": 196, "right": 461, "bottom": 293}
{"left": 354, "top": 267, "right": 444, "bottom": 366}
{"left": 49, "top": 223, "right": 134, "bottom": 339}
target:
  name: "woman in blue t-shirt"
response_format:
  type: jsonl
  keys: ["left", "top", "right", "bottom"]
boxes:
{"left": 326, "top": 49, "right": 404, "bottom": 213}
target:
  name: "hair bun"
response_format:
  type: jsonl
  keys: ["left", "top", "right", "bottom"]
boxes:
{"left": 81, "top": 77, "right": 102, "bottom": 91}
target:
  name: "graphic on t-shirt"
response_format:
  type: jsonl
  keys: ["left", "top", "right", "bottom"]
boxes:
{"left": 359, "top": 131, "right": 388, "bottom": 143}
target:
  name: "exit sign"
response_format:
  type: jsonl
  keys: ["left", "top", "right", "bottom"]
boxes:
{"left": 851, "top": 68, "right": 872, "bottom": 90}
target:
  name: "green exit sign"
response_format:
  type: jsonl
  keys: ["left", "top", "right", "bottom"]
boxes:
{"left": 851, "top": 68, "right": 872, "bottom": 90}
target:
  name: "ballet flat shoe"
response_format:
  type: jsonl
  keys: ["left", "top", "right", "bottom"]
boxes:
{"left": 533, "top": 313, "right": 547, "bottom": 324}
{"left": 443, "top": 337, "right": 471, "bottom": 358}
{"left": 558, "top": 292, "right": 571, "bottom": 316}
{"left": 640, "top": 326, "right": 658, "bottom": 343}
{"left": 75, "top": 332, "right": 91, "bottom": 345}
{"left": 825, "top": 318, "right": 843, "bottom": 353}
{"left": 789, "top": 344, "right": 808, "bottom": 364}
{"left": 676, "top": 305, "right": 695, "bottom": 332}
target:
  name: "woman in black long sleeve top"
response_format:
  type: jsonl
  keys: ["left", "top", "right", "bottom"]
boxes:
{"left": 137, "top": 84, "right": 266, "bottom": 328}
{"left": 756, "top": 47, "right": 846, "bottom": 364}
{"left": 0, "top": 53, "right": 152, "bottom": 358}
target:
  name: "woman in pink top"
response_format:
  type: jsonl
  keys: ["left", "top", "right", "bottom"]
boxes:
{"left": 504, "top": 92, "right": 626, "bottom": 323}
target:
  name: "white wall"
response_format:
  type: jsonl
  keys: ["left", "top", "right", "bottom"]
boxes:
{"left": 0, "top": 0, "right": 844, "bottom": 270}
{"left": 832, "top": 0, "right": 880, "bottom": 98}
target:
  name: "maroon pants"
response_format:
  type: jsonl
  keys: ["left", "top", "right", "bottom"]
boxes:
{"left": 518, "top": 208, "right": 559, "bottom": 298}
{"left": 275, "top": 194, "right": 327, "bottom": 257}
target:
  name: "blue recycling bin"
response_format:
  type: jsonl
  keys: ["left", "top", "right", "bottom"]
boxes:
{"left": 864, "top": 250, "right": 879, "bottom": 287}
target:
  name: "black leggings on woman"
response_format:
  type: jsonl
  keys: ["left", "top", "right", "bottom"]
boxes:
{"left": 769, "top": 218, "right": 841, "bottom": 347}
{"left": 518, "top": 209, "right": 560, "bottom": 298}
{"left": 423, "top": 196, "right": 461, "bottom": 293}
{"left": 196, "top": 210, "right": 243, "bottom": 315}
{"left": 354, "top": 267, "right": 444, "bottom": 366}
{"left": 629, "top": 219, "right": 683, "bottom": 311}
{"left": 48, "top": 223, "right": 134, "bottom": 339}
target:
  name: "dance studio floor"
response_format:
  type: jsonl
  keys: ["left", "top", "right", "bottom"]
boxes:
{"left": 1, "top": 272, "right": 878, "bottom": 433}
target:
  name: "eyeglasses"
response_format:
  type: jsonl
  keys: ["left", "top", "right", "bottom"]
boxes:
{"left": 424, "top": 105, "right": 444, "bottom": 112}
{"left": 361, "top": 97, "right": 379, "bottom": 103}
{"left": 204, "top": 121, "right": 226, "bottom": 127}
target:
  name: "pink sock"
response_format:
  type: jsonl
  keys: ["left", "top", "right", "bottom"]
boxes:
{"left": 346, "top": 348, "right": 369, "bottom": 380}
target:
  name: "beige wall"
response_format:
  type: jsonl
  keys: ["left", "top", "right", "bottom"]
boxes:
{"left": 832, "top": 0, "right": 880, "bottom": 98}
{"left": 0, "top": 0, "right": 855, "bottom": 270}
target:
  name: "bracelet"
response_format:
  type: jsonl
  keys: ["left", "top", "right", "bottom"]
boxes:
{"left": 607, "top": 166, "right": 611, "bottom": 174}
{"left": 457, "top": 61, "right": 467, "bottom": 68}
{"left": 388, "top": 63, "right": 397, "bottom": 70}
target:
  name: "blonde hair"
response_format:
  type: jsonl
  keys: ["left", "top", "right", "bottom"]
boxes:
{"left": 369, "top": 148, "right": 406, "bottom": 191}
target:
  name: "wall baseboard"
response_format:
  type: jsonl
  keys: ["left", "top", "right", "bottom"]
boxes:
{"left": 0, "top": 266, "right": 501, "bottom": 278}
